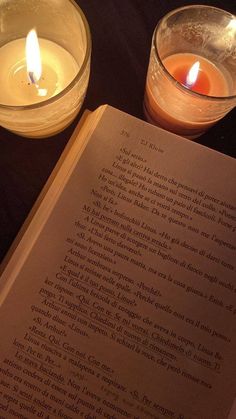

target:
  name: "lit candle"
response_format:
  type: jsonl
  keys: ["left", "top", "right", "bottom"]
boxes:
{"left": 144, "top": 5, "right": 236, "bottom": 139}
{"left": 0, "top": 0, "right": 91, "bottom": 138}
{"left": 144, "top": 53, "right": 229, "bottom": 138}
{"left": 163, "top": 54, "right": 228, "bottom": 97}
{"left": 0, "top": 30, "right": 79, "bottom": 107}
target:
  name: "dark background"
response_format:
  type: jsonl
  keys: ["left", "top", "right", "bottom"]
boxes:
{"left": 0, "top": 0, "right": 235, "bottom": 263}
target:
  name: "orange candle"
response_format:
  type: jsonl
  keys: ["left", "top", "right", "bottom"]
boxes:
{"left": 143, "top": 6, "right": 236, "bottom": 139}
{"left": 144, "top": 53, "right": 229, "bottom": 138}
{"left": 164, "top": 53, "right": 228, "bottom": 96}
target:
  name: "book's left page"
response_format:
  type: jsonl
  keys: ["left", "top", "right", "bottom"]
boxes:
{"left": 0, "top": 107, "right": 104, "bottom": 301}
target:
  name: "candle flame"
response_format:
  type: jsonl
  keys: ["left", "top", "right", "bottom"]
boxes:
{"left": 26, "top": 29, "right": 42, "bottom": 84}
{"left": 186, "top": 61, "right": 200, "bottom": 88}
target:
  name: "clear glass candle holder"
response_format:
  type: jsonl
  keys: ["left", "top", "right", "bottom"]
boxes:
{"left": 0, "top": 0, "right": 91, "bottom": 138}
{"left": 144, "top": 5, "right": 236, "bottom": 139}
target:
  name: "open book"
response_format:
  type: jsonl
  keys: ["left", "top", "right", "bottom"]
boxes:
{"left": 0, "top": 105, "right": 236, "bottom": 419}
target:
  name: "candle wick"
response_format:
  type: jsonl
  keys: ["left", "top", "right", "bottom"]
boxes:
{"left": 185, "top": 81, "right": 194, "bottom": 90}
{"left": 28, "top": 71, "right": 42, "bottom": 93}
{"left": 185, "top": 61, "right": 200, "bottom": 90}
{"left": 28, "top": 71, "right": 37, "bottom": 84}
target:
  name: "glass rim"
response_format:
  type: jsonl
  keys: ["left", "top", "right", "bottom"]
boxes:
{"left": 153, "top": 4, "right": 236, "bottom": 102}
{"left": 0, "top": 0, "right": 91, "bottom": 111}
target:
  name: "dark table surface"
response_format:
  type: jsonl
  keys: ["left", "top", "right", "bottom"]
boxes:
{"left": 0, "top": 0, "right": 235, "bottom": 263}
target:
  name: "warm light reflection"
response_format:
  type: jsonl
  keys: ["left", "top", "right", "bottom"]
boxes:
{"left": 25, "top": 29, "right": 42, "bottom": 83}
{"left": 186, "top": 61, "right": 200, "bottom": 88}
{"left": 227, "top": 18, "right": 236, "bottom": 32}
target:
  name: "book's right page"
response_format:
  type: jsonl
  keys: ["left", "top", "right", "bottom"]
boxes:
{"left": 0, "top": 106, "right": 235, "bottom": 419}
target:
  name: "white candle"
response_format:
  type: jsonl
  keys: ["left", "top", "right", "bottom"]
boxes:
{"left": 0, "top": 30, "right": 90, "bottom": 137}
{"left": 0, "top": 0, "right": 91, "bottom": 138}
{"left": 0, "top": 37, "right": 79, "bottom": 106}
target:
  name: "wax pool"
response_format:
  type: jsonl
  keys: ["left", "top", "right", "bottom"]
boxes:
{"left": 144, "top": 53, "right": 229, "bottom": 138}
{"left": 164, "top": 53, "right": 228, "bottom": 96}
{"left": 0, "top": 38, "right": 80, "bottom": 106}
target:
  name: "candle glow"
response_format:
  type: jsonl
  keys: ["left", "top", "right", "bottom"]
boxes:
{"left": 26, "top": 29, "right": 42, "bottom": 84}
{"left": 186, "top": 61, "right": 200, "bottom": 88}
{"left": 25, "top": 29, "right": 48, "bottom": 97}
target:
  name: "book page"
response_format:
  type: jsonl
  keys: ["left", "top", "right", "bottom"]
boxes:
{"left": 0, "top": 106, "right": 235, "bottom": 419}
{"left": 0, "top": 106, "right": 105, "bottom": 301}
